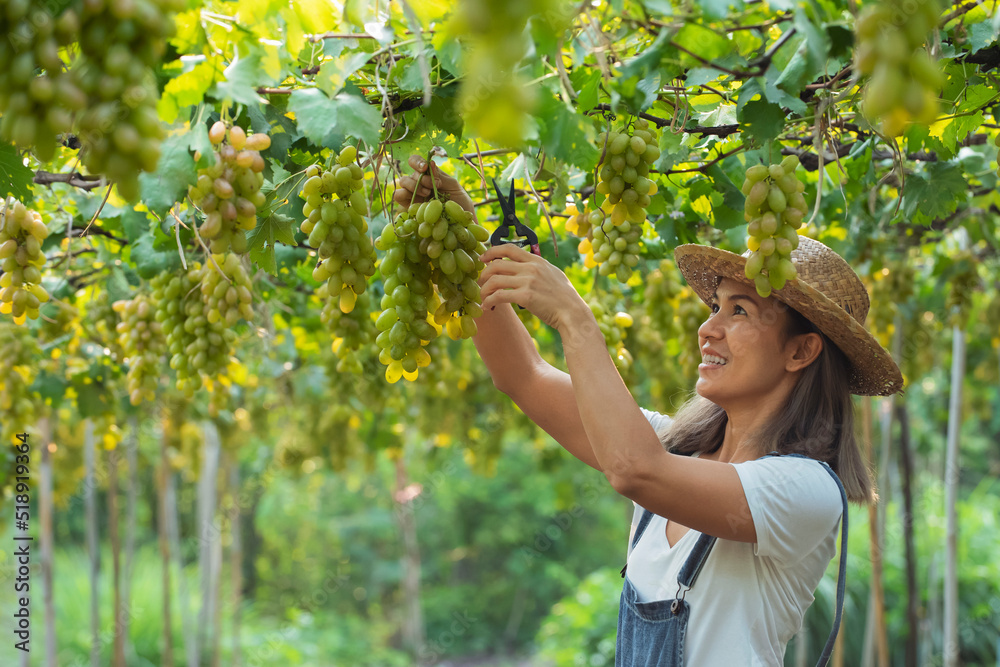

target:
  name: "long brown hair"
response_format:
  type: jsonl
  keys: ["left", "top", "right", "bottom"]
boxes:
{"left": 658, "top": 306, "right": 875, "bottom": 505}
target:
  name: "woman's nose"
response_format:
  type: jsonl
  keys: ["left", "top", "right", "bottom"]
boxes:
{"left": 698, "top": 311, "right": 722, "bottom": 342}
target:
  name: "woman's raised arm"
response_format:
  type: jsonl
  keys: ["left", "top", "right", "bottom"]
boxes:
{"left": 392, "top": 156, "right": 601, "bottom": 470}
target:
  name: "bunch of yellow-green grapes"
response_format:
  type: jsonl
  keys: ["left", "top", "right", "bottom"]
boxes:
{"left": 855, "top": 0, "right": 943, "bottom": 136}
{"left": 451, "top": 0, "right": 569, "bottom": 145}
{"left": 643, "top": 259, "right": 683, "bottom": 340}
{"left": 586, "top": 291, "right": 635, "bottom": 373}
{"left": 416, "top": 198, "right": 489, "bottom": 340}
{"left": 73, "top": 0, "right": 185, "bottom": 200}
{"left": 199, "top": 253, "right": 254, "bottom": 327}
{"left": 190, "top": 122, "right": 270, "bottom": 255}
{"left": 152, "top": 265, "right": 235, "bottom": 395}
{"left": 0, "top": 321, "right": 41, "bottom": 425}
{"left": 741, "top": 156, "right": 807, "bottom": 297}
{"left": 676, "top": 289, "right": 707, "bottom": 377}
{"left": 0, "top": 2, "right": 81, "bottom": 161}
{"left": 113, "top": 293, "right": 164, "bottom": 405}
{"left": 0, "top": 199, "right": 50, "bottom": 322}
{"left": 319, "top": 285, "right": 373, "bottom": 375}
{"left": 301, "top": 146, "right": 376, "bottom": 315}
{"left": 567, "top": 205, "right": 602, "bottom": 269}
{"left": 373, "top": 212, "right": 439, "bottom": 383}
{"left": 593, "top": 119, "right": 660, "bottom": 281}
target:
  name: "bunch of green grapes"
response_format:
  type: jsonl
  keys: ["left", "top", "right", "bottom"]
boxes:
{"left": 373, "top": 211, "right": 439, "bottom": 383}
{"left": 0, "top": 3, "right": 80, "bottom": 161}
{"left": 0, "top": 199, "right": 50, "bottom": 322}
{"left": 318, "top": 284, "right": 373, "bottom": 375}
{"left": 741, "top": 156, "right": 807, "bottom": 298}
{"left": 414, "top": 198, "right": 489, "bottom": 340}
{"left": 84, "top": 287, "right": 122, "bottom": 356}
{"left": 643, "top": 259, "right": 683, "bottom": 340}
{"left": 73, "top": 0, "right": 185, "bottom": 200}
{"left": 301, "top": 146, "right": 376, "bottom": 314}
{"left": 994, "top": 134, "right": 1000, "bottom": 177}
{"left": 676, "top": 289, "right": 707, "bottom": 378}
{"left": 855, "top": 0, "right": 943, "bottom": 136}
{"left": 945, "top": 250, "right": 980, "bottom": 327}
{"left": 586, "top": 291, "right": 635, "bottom": 374}
{"left": 565, "top": 204, "right": 596, "bottom": 238}
{"left": 152, "top": 265, "right": 235, "bottom": 395}
{"left": 199, "top": 253, "right": 254, "bottom": 327}
{"left": 451, "top": 0, "right": 569, "bottom": 145}
{"left": 568, "top": 206, "right": 602, "bottom": 270}
{"left": 190, "top": 122, "right": 270, "bottom": 255}
{"left": 596, "top": 119, "right": 661, "bottom": 224}
{"left": 591, "top": 217, "right": 643, "bottom": 282}
{"left": 0, "top": 321, "right": 41, "bottom": 425}
{"left": 593, "top": 119, "right": 660, "bottom": 281}
{"left": 113, "top": 293, "right": 164, "bottom": 406}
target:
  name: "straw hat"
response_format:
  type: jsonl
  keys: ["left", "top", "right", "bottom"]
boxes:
{"left": 673, "top": 236, "right": 903, "bottom": 396}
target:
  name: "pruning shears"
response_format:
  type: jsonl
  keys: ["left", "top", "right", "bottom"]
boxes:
{"left": 490, "top": 178, "right": 540, "bottom": 256}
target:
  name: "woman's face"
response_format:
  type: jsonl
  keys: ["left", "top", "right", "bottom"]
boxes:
{"left": 694, "top": 277, "right": 805, "bottom": 410}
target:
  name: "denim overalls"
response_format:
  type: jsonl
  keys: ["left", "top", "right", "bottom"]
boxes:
{"left": 615, "top": 453, "right": 849, "bottom": 667}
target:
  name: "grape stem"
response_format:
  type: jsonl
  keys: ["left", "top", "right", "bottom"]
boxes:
{"left": 177, "top": 207, "right": 230, "bottom": 283}
{"left": 521, "top": 159, "right": 559, "bottom": 258}
{"left": 168, "top": 206, "right": 188, "bottom": 271}
{"left": 425, "top": 150, "right": 440, "bottom": 200}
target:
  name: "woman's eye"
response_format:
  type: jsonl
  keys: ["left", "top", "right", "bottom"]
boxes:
{"left": 710, "top": 303, "right": 720, "bottom": 313}
{"left": 733, "top": 305, "right": 746, "bottom": 315}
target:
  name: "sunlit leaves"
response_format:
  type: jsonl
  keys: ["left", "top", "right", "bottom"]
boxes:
{"left": 0, "top": 142, "right": 34, "bottom": 203}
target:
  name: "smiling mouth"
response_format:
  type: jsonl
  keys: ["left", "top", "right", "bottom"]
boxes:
{"left": 701, "top": 354, "right": 727, "bottom": 366}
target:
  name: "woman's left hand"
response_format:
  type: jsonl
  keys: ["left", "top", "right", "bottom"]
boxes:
{"left": 478, "top": 244, "right": 590, "bottom": 333}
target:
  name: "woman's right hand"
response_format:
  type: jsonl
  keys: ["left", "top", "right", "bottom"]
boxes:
{"left": 391, "top": 154, "right": 476, "bottom": 215}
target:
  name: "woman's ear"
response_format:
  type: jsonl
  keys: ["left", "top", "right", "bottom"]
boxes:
{"left": 786, "top": 332, "right": 823, "bottom": 372}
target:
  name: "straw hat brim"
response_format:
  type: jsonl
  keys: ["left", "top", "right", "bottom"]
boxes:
{"left": 673, "top": 244, "right": 904, "bottom": 396}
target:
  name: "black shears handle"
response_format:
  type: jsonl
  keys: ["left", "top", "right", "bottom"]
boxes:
{"left": 490, "top": 178, "right": 540, "bottom": 256}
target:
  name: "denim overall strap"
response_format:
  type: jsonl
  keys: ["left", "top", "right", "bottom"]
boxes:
{"left": 675, "top": 533, "right": 717, "bottom": 592}
{"left": 621, "top": 508, "right": 655, "bottom": 577}
{"left": 768, "top": 453, "right": 849, "bottom": 667}
{"left": 615, "top": 510, "right": 718, "bottom": 667}
{"left": 812, "top": 462, "right": 848, "bottom": 667}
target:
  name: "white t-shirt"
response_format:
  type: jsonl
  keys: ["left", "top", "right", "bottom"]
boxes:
{"left": 624, "top": 408, "right": 844, "bottom": 666}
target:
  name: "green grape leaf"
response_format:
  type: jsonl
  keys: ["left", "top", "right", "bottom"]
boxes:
{"left": 700, "top": 0, "right": 743, "bottom": 20}
{"left": 900, "top": 162, "right": 967, "bottom": 225}
{"left": 969, "top": 21, "right": 998, "bottom": 51}
{"left": 138, "top": 134, "right": 197, "bottom": 216}
{"left": 0, "top": 142, "right": 34, "bottom": 202}
{"left": 773, "top": 42, "right": 819, "bottom": 97}
{"left": 159, "top": 61, "right": 220, "bottom": 125}
{"left": 704, "top": 164, "right": 745, "bottom": 230}
{"left": 316, "top": 51, "right": 372, "bottom": 97}
{"left": 128, "top": 234, "right": 182, "bottom": 279}
{"left": 739, "top": 97, "right": 785, "bottom": 143}
{"left": 763, "top": 68, "right": 808, "bottom": 115}
{"left": 289, "top": 89, "right": 382, "bottom": 147}
{"left": 942, "top": 110, "right": 985, "bottom": 153}
{"left": 537, "top": 94, "right": 599, "bottom": 171}
{"left": 212, "top": 53, "right": 271, "bottom": 106}
{"left": 825, "top": 25, "right": 854, "bottom": 60}
{"left": 29, "top": 372, "right": 68, "bottom": 409}
{"left": 248, "top": 212, "right": 297, "bottom": 275}
{"left": 654, "top": 130, "right": 686, "bottom": 172}
{"left": 423, "top": 91, "right": 464, "bottom": 138}
{"left": 571, "top": 68, "right": 602, "bottom": 112}
{"left": 673, "top": 24, "right": 732, "bottom": 63}
{"left": 119, "top": 209, "right": 151, "bottom": 244}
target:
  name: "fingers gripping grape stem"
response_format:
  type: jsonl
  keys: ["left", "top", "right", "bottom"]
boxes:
{"left": 521, "top": 159, "right": 559, "bottom": 258}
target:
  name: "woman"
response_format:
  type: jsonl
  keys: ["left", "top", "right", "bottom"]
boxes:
{"left": 393, "top": 155, "right": 903, "bottom": 665}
